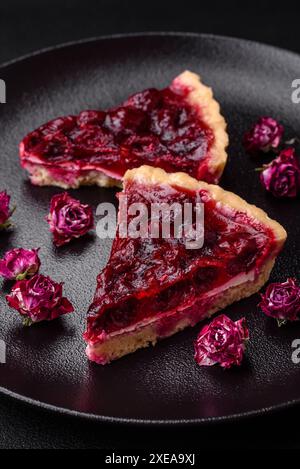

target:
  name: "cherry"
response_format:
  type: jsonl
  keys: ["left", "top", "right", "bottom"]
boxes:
{"left": 86, "top": 183, "right": 275, "bottom": 339}
{"left": 21, "top": 85, "right": 214, "bottom": 181}
{"left": 104, "top": 106, "right": 147, "bottom": 136}
{"left": 124, "top": 88, "right": 161, "bottom": 112}
{"left": 77, "top": 110, "right": 106, "bottom": 126}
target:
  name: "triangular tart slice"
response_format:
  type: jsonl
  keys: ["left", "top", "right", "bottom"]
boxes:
{"left": 84, "top": 166, "right": 286, "bottom": 364}
{"left": 20, "top": 71, "right": 228, "bottom": 188}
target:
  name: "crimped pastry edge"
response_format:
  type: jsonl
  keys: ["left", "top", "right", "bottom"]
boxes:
{"left": 124, "top": 165, "right": 287, "bottom": 246}
{"left": 171, "top": 70, "right": 229, "bottom": 182}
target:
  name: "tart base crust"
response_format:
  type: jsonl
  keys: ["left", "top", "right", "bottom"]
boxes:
{"left": 172, "top": 71, "right": 228, "bottom": 183}
{"left": 87, "top": 259, "right": 275, "bottom": 365}
{"left": 21, "top": 71, "right": 228, "bottom": 188}
{"left": 86, "top": 166, "right": 287, "bottom": 365}
{"left": 124, "top": 166, "right": 287, "bottom": 239}
{"left": 87, "top": 166, "right": 287, "bottom": 365}
{"left": 23, "top": 164, "right": 122, "bottom": 189}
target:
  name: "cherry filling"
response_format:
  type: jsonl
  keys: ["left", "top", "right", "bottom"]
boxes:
{"left": 85, "top": 182, "right": 276, "bottom": 342}
{"left": 20, "top": 85, "right": 214, "bottom": 180}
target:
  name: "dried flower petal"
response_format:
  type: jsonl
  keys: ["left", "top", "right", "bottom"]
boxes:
{"left": 260, "top": 148, "right": 300, "bottom": 198}
{"left": 0, "top": 191, "right": 14, "bottom": 230}
{"left": 259, "top": 278, "right": 300, "bottom": 325}
{"left": 243, "top": 117, "right": 284, "bottom": 155}
{"left": 46, "top": 192, "right": 94, "bottom": 246}
{"left": 194, "top": 314, "right": 249, "bottom": 369}
{"left": 0, "top": 248, "right": 41, "bottom": 280}
{"left": 6, "top": 274, "right": 74, "bottom": 325}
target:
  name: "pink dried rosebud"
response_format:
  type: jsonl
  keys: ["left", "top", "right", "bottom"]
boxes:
{"left": 194, "top": 314, "right": 249, "bottom": 369}
{"left": 259, "top": 278, "right": 300, "bottom": 326}
{"left": 260, "top": 148, "right": 300, "bottom": 198}
{"left": 46, "top": 192, "right": 94, "bottom": 247}
{"left": 0, "top": 248, "right": 41, "bottom": 280}
{"left": 6, "top": 274, "right": 74, "bottom": 326}
{"left": 0, "top": 191, "right": 15, "bottom": 229}
{"left": 243, "top": 117, "right": 284, "bottom": 155}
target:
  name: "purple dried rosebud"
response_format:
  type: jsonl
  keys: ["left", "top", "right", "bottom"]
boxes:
{"left": 0, "top": 191, "right": 15, "bottom": 230}
{"left": 0, "top": 248, "right": 41, "bottom": 280}
{"left": 260, "top": 148, "right": 300, "bottom": 198}
{"left": 6, "top": 274, "right": 74, "bottom": 326}
{"left": 259, "top": 278, "right": 300, "bottom": 326}
{"left": 46, "top": 192, "right": 94, "bottom": 247}
{"left": 243, "top": 117, "right": 284, "bottom": 155}
{"left": 194, "top": 314, "right": 249, "bottom": 369}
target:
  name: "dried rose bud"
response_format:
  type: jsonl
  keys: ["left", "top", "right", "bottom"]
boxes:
{"left": 260, "top": 148, "right": 300, "bottom": 198}
{"left": 0, "top": 248, "right": 41, "bottom": 280}
{"left": 259, "top": 278, "right": 300, "bottom": 326}
{"left": 46, "top": 192, "right": 94, "bottom": 247}
{"left": 194, "top": 314, "right": 249, "bottom": 369}
{"left": 6, "top": 274, "right": 74, "bottom": 326}
{"left": 0, "top": 191, "right": 15, "bottom": 230}
{"left": 243, "top": 117, "right": 284, "bottom": 155}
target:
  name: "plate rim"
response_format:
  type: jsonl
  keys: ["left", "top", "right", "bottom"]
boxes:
{"left": 1, "top": 383, "right": 300, "bottom": 426}
{"left": 1, "top": 31, "right": 300, "bottom": 71}
{"left": 1, "top": 32, "right": 300, "bottom": 425}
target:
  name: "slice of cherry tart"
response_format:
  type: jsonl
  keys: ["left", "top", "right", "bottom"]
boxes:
{"left": 20, "top": 71, "right": 228, "bottom": 188}
{"left": 84, "top": 165, "right": 287, "bottom": 365}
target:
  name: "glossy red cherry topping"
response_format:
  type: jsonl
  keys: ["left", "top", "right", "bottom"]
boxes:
{"left": 20, "top": 86, "right": 214, "bottom": 181}
{"left": 85, "top": 181, "right": 275, "bottom": 342}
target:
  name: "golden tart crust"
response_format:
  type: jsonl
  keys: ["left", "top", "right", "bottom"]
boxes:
{"left": 86, "top": 166, "right": 287, "bottom": 364}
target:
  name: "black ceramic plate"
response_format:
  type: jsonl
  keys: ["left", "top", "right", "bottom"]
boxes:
{"left": 0, "top": 33, "right": 300, "bottom": 424}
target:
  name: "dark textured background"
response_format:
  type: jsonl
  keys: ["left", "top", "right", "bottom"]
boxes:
{"left": 1, "top": 0, "right": 300, "bottom": 450}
